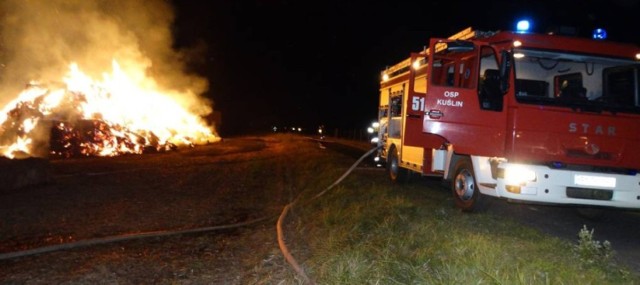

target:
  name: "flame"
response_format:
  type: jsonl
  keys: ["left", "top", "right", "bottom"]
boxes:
{"left": 0, "top": 60, "right": 219, "bottom": 159}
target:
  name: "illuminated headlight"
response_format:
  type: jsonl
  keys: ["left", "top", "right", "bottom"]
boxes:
{"left": 503, "top": 165, "right": 536, "bottom": 186}
{"left": 367, "top": 127, "right": 374, "bottom": 134}
{"left": 370, "top": 137, "right": 379, "bottom": 144}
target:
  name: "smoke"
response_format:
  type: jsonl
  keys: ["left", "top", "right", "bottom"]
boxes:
{"left": 0, "top": 0, "right": 212, "bottom": 117}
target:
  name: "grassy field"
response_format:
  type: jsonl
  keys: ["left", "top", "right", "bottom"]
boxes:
{"left": 274, "top": 137, "right": 637, "bottom": 284}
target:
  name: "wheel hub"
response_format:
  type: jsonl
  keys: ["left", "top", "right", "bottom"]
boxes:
{"left": 454, "top": 169, "right": 475, "bottom": 200}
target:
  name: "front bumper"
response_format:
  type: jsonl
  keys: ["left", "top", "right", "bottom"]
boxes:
{"left": 494, "top": 163, "right": 640, "bottom": 209}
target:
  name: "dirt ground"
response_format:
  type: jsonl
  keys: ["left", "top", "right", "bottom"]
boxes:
{"left": 0, "top": 135, "right": 313, "bottom": 284}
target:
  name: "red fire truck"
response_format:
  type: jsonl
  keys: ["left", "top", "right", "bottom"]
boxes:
{"left": 375, "top": 25, "right": 640, "bottom": 211}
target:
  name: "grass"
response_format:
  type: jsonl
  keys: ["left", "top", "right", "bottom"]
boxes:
{"left": 275, "top": 148, "right": 637, "bottom": 285}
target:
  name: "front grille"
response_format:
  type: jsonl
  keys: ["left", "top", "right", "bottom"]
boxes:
{"left": 566, "top": 187, "right": 613, "bottom": 201}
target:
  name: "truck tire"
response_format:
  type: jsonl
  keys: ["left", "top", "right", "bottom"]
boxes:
{"left": 387, "top": 146, "right": 406, "bottom": 183}
{"left": 451, "top": 157, "right": 483, "bottom": 212}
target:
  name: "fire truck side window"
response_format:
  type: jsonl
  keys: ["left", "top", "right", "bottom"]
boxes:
{"left": 431, "top": 60, "right": 455, "bottom": 87}
{"left": 478, "top": 46, "right": 502, "bottom": 111}
{"left": 389, "top": 92, "right": 403, "bottom": 138}
{"left": 431, "top": 43, "right": 477, "bottom": 89}
{"left": 390, "top": 94, "right": 402, "bottom": 117}
{"left": 458, "top": 55, "right": 478, "bottom": 89}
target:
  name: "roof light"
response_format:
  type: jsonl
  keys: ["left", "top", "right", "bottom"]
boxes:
{"left": 592, "top": 28, "right": 607, "bottom": 40}
{"left": 412, "top": 60, "right": 421, "bottom": 70}
{"left": 516, "top": 20, "right": 531, "bottom": 33}
{"left": 382, "top": 73, "right": 389, "bottom": 82}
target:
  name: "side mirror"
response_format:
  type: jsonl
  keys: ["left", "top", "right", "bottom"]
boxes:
{"left": 499, "top": 50, "right": 512, "bottom": 94}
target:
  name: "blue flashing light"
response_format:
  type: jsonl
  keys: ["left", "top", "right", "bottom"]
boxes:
{"left": 516, "top": 20, "right": 531, "bottom": 33}
{"left": 592, "top": 28, "right": 607, "bottom": 40}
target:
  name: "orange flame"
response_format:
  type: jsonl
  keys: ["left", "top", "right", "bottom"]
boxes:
{"left": 0, "top": 60, "right": 219, "bottom": 159}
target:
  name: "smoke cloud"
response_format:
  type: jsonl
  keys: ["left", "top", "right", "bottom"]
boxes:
{"left": 0, "top": 0, "right": 212, "bottom": 117}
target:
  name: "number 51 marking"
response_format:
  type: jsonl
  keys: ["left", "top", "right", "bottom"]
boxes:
{"left": 411, "top": 96, "right": 425, "bottom": 111}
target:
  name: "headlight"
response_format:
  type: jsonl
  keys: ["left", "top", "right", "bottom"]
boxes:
{"left": 503, "top": 165, "right": 536, "bottom": 186}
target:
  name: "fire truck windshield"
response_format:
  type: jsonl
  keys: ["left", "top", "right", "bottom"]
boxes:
{"left": 512, "top": 48, "right": 640, "bottom": 113}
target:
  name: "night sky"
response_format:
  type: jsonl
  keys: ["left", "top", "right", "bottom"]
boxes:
{"left": 170, "top": 1, "right": 640, "bottom": 136}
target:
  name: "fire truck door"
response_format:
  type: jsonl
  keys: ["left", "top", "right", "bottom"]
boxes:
{"left": 407, "top": 53, "right": 428, "bottom": 118}
{"left": 423, "top": 39, "right": 506, "bottom": 156}
{"left": 403, "top": 53, "right": 428, "bottom": 148}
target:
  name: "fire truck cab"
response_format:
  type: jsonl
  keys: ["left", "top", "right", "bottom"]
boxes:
{"left": 376, "top": 26, "right": 640, "bottom": 211}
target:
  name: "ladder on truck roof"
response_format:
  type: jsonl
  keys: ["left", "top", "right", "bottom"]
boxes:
{"left": 381, "top": 27, "right": 496, "bottom": 80}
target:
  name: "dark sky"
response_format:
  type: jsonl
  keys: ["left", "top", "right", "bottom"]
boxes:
{"left": 171, "top": 0, "right": 640, "bottom": 136}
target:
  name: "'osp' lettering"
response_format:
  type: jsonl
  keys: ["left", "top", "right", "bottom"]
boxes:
{"left": 444, "top": 91, "right": 459, "bottom": 98}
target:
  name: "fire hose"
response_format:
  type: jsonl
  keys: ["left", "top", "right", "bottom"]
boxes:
{"left": 0, "top": 216, "right": 273, "bottom": 260}
{"left": 277, "top": 143, "right": 381, "bottom": 284}
{"left": 0, "top": 142, "right": 381, "bottom": 285}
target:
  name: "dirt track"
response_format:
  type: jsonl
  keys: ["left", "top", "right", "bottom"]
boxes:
{"left": 0, "top": 135, "right": 309, "bottom": 284}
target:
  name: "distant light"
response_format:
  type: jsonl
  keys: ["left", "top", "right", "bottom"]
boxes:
{"left": 592, "top": 28, "right": 607, "bottom": 40}
{"left": 516, "top": 20, "right": 531, "bottom": 33}
{"left": 372, "top": 122, "right": 380, "bottom": 128}
{"left": 298, "top": 127, "right": 302, "bottom": 132}
{"left": 636, "top": 53, "right": 640, "bottom": 60}
{"left": 513, "top": 40, "right": 522, "bottom": 47}
{"left": 370, "top": 137, "right": 379, "bottom": 144}
{"left": 367, "top": 127, "right": 374, "bottom": 134}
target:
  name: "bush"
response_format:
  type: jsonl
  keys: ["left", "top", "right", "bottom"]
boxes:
{"left": 573, "top": 225, "right": 614, "bottom": 268}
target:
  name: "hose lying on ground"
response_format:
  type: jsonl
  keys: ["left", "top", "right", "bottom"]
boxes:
{"left": 0, "top": 216, "right": 273, "bottom": 261}
{"left": 276, "top": 144, "right": 381, "bottom": 285}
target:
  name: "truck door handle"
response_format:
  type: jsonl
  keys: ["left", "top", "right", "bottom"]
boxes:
{"left": 426, "top": 109, "right": 443, "bottom": 119}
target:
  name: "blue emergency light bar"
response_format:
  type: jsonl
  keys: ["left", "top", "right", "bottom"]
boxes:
{"left": 592, "top": 28, "right": 607, "bottom": 40}
{"left": 516, "top": 20, "right": 531, "bottom": 33}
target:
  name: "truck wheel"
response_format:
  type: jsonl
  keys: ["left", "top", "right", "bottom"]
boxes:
{"left": 451, "top": 157, "right": 482, "bottom": 212}
{"left": 387, "top": 146, "right": 406, "bottom": 183}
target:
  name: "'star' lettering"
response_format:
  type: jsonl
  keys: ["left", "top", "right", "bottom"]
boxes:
{"left": 569, "top": 123, "right": 616, "bottom": 136}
